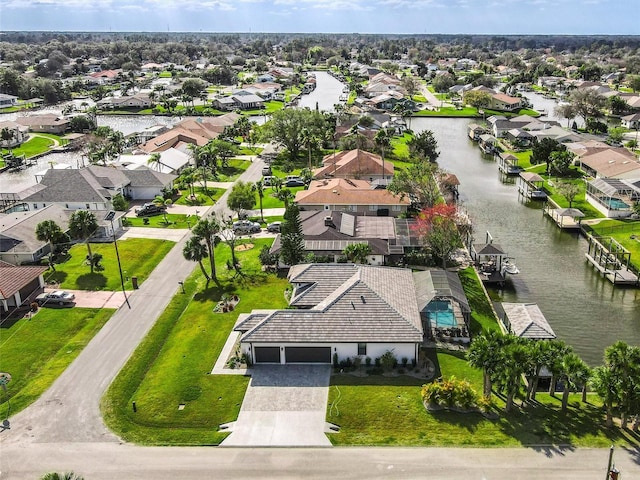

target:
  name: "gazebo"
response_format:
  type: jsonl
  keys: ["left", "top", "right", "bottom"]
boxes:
{"left": 545, "top": 207, "right": 585, "bottom": 229}
{"left": 518, "top": 172, "right": 547, "bottom": 200}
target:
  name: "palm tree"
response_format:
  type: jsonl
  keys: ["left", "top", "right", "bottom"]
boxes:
{"left": 300, "top": 127, "right": 316, "bottom": 170}
{"left": 467, "top": 330, "right": 503, "bottom": 399}
{"left": 374, "top": 128, "right": 393, "bottom": 179}
{"left": 40, "top": 472, "right": 84, "bottom": 480}
{"left": 500, "top": 339, "right": 529, "bottom": 412}
{"left": 254, "top": 179, "right": 265, "bottom": 223}
{"left": 1, "top": 127, "right": 16, "bottom": 155}
{"left": 188, "top": 144, "right": 208, "bottom": 192}
{"left": 147, "top": 152, "right": 162, "bottom": 172}
{"left": 604, "top": 341, "right": 640, "bottom": 428}
{"left": 68, "top": 210, "right": 99, "bottom": 273}
{"left": 192, "top": 217, "right": 221, "bottom": 285}
{"left": 547, "top": 340, "right": 572, "bottom": 396}
{"left": 35, "top": 220, "right": 64, "bottom": 255}
{"left": 276, "top": 188, "right": 294, "bottom": 209}
{"left": 342, "top": 243, "right": 372, "bottom": 264}
{"left": 183, "top": 237, "right": 210, "bottom": 282}
{"left": 271, "top": 176, "right": 284, "bottom": 193}
{"left": 590, "top": 366, "right": 618, "bottom": 427}
{"left": 558, "top": 351, "right": 588, "bottom": 411}
{"left": 525, "top": 340, "right": 552, "bottom": 402}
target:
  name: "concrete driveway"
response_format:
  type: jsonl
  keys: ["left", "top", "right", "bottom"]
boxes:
{"left": 43, "top": 287, "right": 129, "bottom": 309}
{"left": 221, "top": 364, "right": 333, "bottom": 447}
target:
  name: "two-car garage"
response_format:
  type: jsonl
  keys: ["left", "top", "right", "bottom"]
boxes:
{"left": 253, "top": 346, "right": 332, "bottom": 364}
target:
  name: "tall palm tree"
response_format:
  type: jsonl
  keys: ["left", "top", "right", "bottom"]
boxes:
{"left": 525, "top": 340, "right": 552, "bottom": 401}
{"left": 374, "top": 128, "right": 393, "bottom": 179}
{"left": 183, "top": 237, "right": 210, "bottom": 282}
{"left": 276, "top": 188, "right": 294, "bottom": 209}
{"left": 188, "top": 144, "right": 208, "bottom": 192}
{"left": 300, "top": 127, "right": 316, "bottom": 170}
{"left": 35, "top": 220, "right": 64, "bottom": 256}
{"left": 547, "top": 340, "right": 572, "bottom": 396}
{"left": 558, "top": 351, "right": 588, "bottom": 411}
{"left": 604, "top": 341, "right": 640, "bottom": 428}
{"left": 590, "top": 366, "right": 618, "bottom": 427}
{"left": 192, "top": 217, "right": 221, "bottom": 285}
{"left": 254, "top": 179, "right": 265, "bottom": 223}
{"left": 467, "top": 330, "right": 503, "bottom": 399}
{"left": 68, "top": 210, "right": 99, "bottom": 273}
{"left": 500, "top": 339, "right": 529, "bottom": 413}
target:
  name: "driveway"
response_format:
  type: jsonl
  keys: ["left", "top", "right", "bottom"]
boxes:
{"left": 43, "top": 288, "right": 129, "bottom": 309}
{"left": 221, "top": 364, "right": 333, "bottom": 447}
{"left": 119, "top": 227, "right": 190, "bottom": 241}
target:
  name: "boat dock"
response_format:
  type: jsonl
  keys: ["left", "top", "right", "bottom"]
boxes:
{"left": 585, "top": 234, "right": 639, "bottom": 285}
{"left": 468, "top": 231, "right": 519, "bottom": 286}
{"left": 543, "top": 205, "right": 585, "bottom": 230}
{"left": 498, "top": 153, "right": 523, "bottom": 175}
{"left": 518, "top": 172, "right": 548, "bottom": 200}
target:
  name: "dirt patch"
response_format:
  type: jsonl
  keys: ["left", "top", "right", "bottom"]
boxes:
{"left": 235, "top": 243, "right": 254, "bottom": 251}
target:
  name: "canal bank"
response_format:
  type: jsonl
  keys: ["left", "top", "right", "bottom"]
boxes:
{"left": 411, "top": 117, "right": 640, "bottom": 365}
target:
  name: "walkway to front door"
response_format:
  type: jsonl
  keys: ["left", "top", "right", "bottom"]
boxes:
{"left": 220, "top": 364, "right": 333, "bottom": 447}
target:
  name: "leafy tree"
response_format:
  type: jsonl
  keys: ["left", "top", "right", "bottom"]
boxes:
{"left": 112, "top": 193, "right": 129, "bottom": 211}
{"left": 608, "top": 126, "right": 626, "bottom": 144}
{"left": 342, "top": 243, "right": 372, "bottom": 264}
{"left": 0, "top": 128, "right": 16, "bottom": 154}
{"left": 68, "top": 210, "right": 99, "bottom": 273}
{"left": 412, "top": 204, "right": 460, "bottom": 268}
{"left": 266, "top": 108, "right": 330, "bottom": 162}
{"left": 463, "top": 90, "right": 492, "bottom": 110}
{"left": 400, "top": 75, "right": 420, "bottom": 98}
{"left": 192, "top": 217, "right": 221, "bottom": 285}
{"left": 183, "top": 236, "right": 210, "bottom": 282}
{"left": 206, "top": 138, "right": 237, "bottom": 171}
{"left": 69, "top": 115, "right": 95, "bottom": 133}
{"left": 259, "top": 244, "right": 279, "bottom": 268}
{"left": 280, "top": 203, "right": 305, "bottom": 266}
{"left": 431, "top": 73, "right": 456, "bottom": 93}
{"left": 556, "top": 181, "right": 580, "bottom": 208}
{"left": 628, "top": 75, "right": 640, "bottom": 93}
{"left": 407, "top": 130, "right": 440, "bottom": 163}
{"left": 388, "top": 161, "right": 440, "bottom": 209}
{"left": 530, "top": 137, "right": 565, "bottom": 174}
{"left": 554, "top": 103, "right": 576, "bottom": 128}
{"left": 549, "top": 150, "right": 575, "bottom": 177}
{"left": 567, "top": 88, "right": 606, "bottom": 123}
{"left": 35, "top": 220, "right": 66, "bottom": 255}
{"left": 608, "top": 95, "right": 628, "bottom": 116}
{"left": 227, "top": 181, "right": 256, "bottom": 219}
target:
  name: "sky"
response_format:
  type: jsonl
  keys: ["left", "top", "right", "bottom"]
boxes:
{"left": 0, "top": 0, "right": 637, "bottom": 35}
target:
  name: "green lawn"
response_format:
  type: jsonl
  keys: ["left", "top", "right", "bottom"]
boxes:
{"left": 46, "top": 238, "right": 175, "bottom": 291}
{"left": 124, "top": 213, "right": 192, "bottom": 229}
{"left": 102, "top": 238, "right": 289, "bottom": 445}
{"left": 216, "top": 159, "right": 251, "bottom": 182}
{"left": 544, "top": 176, "right": 603, "bottom": 219}
{"left": 1, "top": 136, "right": 53, "bottom": 158}
{"left": 327, "top": 349, "right": 636, "bottom": 447}
{"left": 174, "top": 187, "right": 225, "bottom": 206}
{"left": 258, "top": 186, "right": 306, "bottom": 209}
{"left": 0, "top": 308, "right": 114, "bottom": 416}
{"left": 457, "top": 267, "right": 501, "bottom": 335}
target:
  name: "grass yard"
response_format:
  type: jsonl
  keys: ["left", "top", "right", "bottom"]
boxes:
{"left": 102, "top": 238, "right": 290, "bottom": 444}
{"left": 174, "top": 187, "right": 225, "bottom": 206}
{"left": 0, "top": 308, "right": 114, "bottom": 416}
{"left": 327, "top": 349, "right": 638, "bottom": 447}
{"left": 414, "top": 107, "right": 478, "bottom": 117}
{"left": 1, "top": 136, "right": 53, "bottom": 158}
{"left": 124, "top": 213, "right": 192, "bottom": 229}
{"left": 544, "top": 176, "right": 603, "bottom": 219}
{"left": 457, "top": 267, "right": 501, "bottom": 335}
{"left": 46, "top": 238, "right": 174, "bottom": 291}
{"left": 217, "top": 159, "right": 251, "bottom": 182}
{"left": 258, "top": 186, "right": 306, "bottom": 209}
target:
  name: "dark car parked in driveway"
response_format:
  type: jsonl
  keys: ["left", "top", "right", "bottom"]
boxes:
{"left": 135, "top": 203, "right": 167, "bottom": 217}
{"left": 266, "top": 221, "right": 281, "bottom": 233}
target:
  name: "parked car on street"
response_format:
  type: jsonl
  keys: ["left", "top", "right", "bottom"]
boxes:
{"left": 135, "top": 203, "right": 167, "bottom": 217}
{"left": 232, "top": 220, "right": 261, "bottom": 234}
{"left": 36, "top": 290, "right": 76, "bottom": 307}
{"left": 266, "top": 221, "right": 281, "bottom": 233}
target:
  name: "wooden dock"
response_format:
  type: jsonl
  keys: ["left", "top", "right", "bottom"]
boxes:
{"left": 585, "top": 234, "right": 639, "bottom": 286}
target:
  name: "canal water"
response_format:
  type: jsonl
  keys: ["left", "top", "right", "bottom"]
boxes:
{"left": 411, "top": 117, "right": 640, "bottom": 364}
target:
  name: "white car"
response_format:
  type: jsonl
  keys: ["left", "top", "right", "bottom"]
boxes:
{"left": 36, "top": 290, "right": 76, "bottom": 307}
{"left": 232, "top": 220, "right": 261, "bottom": 235}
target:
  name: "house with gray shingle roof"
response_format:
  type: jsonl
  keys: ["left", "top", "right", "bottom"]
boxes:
{"left": 234, "top": 263, "right": 425, "bottom": 364}
{"left": 499, "top": 303, "right": 556, "bottom": 340}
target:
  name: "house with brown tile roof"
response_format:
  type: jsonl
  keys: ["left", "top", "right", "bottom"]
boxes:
{"left": 313, "top": 149, "right": 394, "bottom": 181}
{"left": 489, "top": 93, "right": 522, "bottom": 112}
{"left": 138, "top": 127, "right": 209, "bottom": 153}
{"left": 578, "top": 148, "right": 640, "bottom": 179}
{"left": 295, "top": 178, "right": 409, "bottom": 217}
{"left": 0, "top": 260, "right": 48, "bottom": 314}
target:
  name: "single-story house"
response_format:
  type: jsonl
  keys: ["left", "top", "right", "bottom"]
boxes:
{"left": 313, "top": 149, "right": 394, "bottom": 181}
{"left": 16, "top": 114, "right": 70, "bottom": 134}
{"left": 505, "top": 128, "right": 534, "bottom": 148}
{"left": 0, "top": 93, "right": 19, "bottom": 108}
{"left": 0, "top": 204, "right": 70, "bottom": 265}
{"left": 97, "top": 94, "right": 152, "bottom": 109}
{"left": 213, "top": 93, "right": 264, "bottom": 111}
{"left": 295, "top": 178, "right": 410, "bottom": 217}
{"left": 118, "top": 148, "right": 190, "bottom": 175}
{"left": 0, "top": 121, "right": 29, "bottom": 148}
{"left": 137, "top": 127, "right": 209, "bottom": 153}
{"left": 578, "top": 148, "right": 640, "bottom": 179}
{"left": 234, "top": 263, "right": 424, "bottom": 364}
{"left": 0, "top": 261, "right": 48, "bottom": 313}
{"left": 621, "top": 113, "right": 640, "bottom": 130}
{"left": 489, "top": 93, "right": 522, "bottom": 112}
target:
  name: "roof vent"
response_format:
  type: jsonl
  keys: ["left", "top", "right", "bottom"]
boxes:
{"left": 324, "top": 216, "right": 334, "bottom": 227}
{"left": 360, "top": 295, "right": 366, "bottom": 304}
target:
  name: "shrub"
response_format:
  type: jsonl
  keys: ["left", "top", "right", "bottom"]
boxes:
{"left": 401, "top": 357, "right": 408, "bottom": 367}
{"left": 353, "top": 356, "right": 362, "bottom": 368}
{"left": 365, "top": 356, "right": 372, "bottom": 366}
{"left": 374, "top": 357, "right": 381, "bottom": 368}
{"left": 421, "top": 376, "right": 479, "bottom": 410}
{"left": 380, "top": 350, "right": 397, "bottom": 371}
{"left": 333, "top": 352, "right": 339, "bottom": 368}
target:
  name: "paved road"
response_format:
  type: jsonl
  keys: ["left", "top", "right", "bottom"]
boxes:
{"left": 2, "top": 443, "right": 639, "bottom": 479}
{"left": 0, "top": 156, "right": 266, "bottom": 446}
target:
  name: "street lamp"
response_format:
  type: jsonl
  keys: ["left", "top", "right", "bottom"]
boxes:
{"left": 105, "top": 211, "right": 130, "bottom": 309}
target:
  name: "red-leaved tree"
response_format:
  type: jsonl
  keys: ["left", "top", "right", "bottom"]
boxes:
{"left": 411, "top": 204, "right": 460, "bottom": 269}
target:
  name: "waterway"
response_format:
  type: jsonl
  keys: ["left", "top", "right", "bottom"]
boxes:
{"left": 411, "top": 117, "right": 640, "bottom": 364}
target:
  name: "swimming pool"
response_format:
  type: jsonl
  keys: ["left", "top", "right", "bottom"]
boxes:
{"left": 607, "top": 198, "right": 630, "bottom": 210}
{"left": 426, "top": 300, "right": 457, "bottom": 328}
